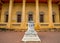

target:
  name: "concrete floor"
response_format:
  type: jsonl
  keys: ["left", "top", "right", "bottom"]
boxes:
{"left": 0, "top": 31, "right": 60, "bottom": 43}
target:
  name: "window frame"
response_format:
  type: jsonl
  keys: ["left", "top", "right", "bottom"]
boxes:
{"left": 28, "top": 12, "right": 33, "bottom": 22}
{"left": 39, "top": 12, "right": 44, "bottom": 23}
{"left": 16, "top": 11, "right": 22, "bottom": 23}
{"left": 52, "top": 12, "right": 56, "bottom": 23}
{"left": 4, "top": 11, "right": 8, "bottom": 22}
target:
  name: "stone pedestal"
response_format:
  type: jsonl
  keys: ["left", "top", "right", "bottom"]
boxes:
{"left": 22, "top": 21, "right": 41, "bottom": 43}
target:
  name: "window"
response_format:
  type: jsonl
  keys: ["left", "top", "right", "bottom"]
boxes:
{"left": 39, "top": 12, "right": 44, "bottom": 22}
{"left": 28, "top": 12, "right": 33, "bottom": 21}
{"left": 52, "top": 12, "right": 55, "bottom": 23}
{"left": 17, "top": 11, "right": 21, "bottom": 22}
{"left": 5, "top": 11, "right": 8, "bottom": 22}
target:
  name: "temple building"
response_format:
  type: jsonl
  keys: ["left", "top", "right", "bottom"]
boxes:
{"left": 0, "top": 0, "right": 60, "bottom": 31}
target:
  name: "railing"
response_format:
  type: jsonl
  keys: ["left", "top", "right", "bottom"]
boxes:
{"left": 54, "top": 23, "right": 60, "bottom": 26}
{"left": 0, "top": 23, "right": 21, "bottom": 26}
{"left": 0, "top": 23, "right": 7, "bottom": 26}
{"left": 0, "top": 23, "right": 49, "bottom": 26}
{"left": 40, "top": 23, "right": 49, "bottom": 26}
{"left": 26, "top": 23, "right": 35, "bottom": 26}
{"left": 12, "top": 23, "right": 21, "bottom": 26}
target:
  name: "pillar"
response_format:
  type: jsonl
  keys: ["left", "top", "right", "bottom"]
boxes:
{"left": 58, "top": 2, "right": 60, "bottom": 22}
{"left": 0, "top": 5, "right": 1, "bottom": 22}
{"left": 59, "top": 5, "right": 60, "bottom": 22}
{"left": 21, "top": 0, "right": 26, "bottom": 29}
{"left": 0, "top": 0, "right": 2, "bottom": 22}
{"left": 22, "top": 0, "right": 26, "bottom": 22}
{"left": 35, "top": 0, "right": 40, "bottom": 29}
{"left": 7, "top": 0, "right": 14, "bottom": 29}
{"left": 36, "top": 0, "right": 39, "bottom": 23}
{"left": 48, "top": 0, "right": 53, "bottom": 28}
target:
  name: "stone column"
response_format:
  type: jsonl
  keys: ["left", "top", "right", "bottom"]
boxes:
{"left": 48, "top": 0, "right": 53, "bottom": 28}
{"left": 59, "top": 5, "right": 60, "bottom": 22}
{"left": 0, "top": 4, "right": 1, "bottom": 22}
{"left": 58, "top": 2, "right": 60, "bottom": 22}
{"left": 22, "top": 0, "right": 26, "bottom": 22}
{"left": 35, "top": 0, "right": 40, "bottom": 29}
{"left": 0, "top": 6, "right": 1, "bottom": 22}
{"left": 7, "top": 0, "right": 14, "bottom": 29}
{"left": 21, "top": 0, "right": 26, "bottom": 29}
{"left": 0, "top": 0, "right": 2, "bottom": 23}
{"left": 36, "top": 0, "right": 39, "bottom": 23}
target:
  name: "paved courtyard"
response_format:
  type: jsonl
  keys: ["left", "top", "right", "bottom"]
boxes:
{"left": 0, "top": 31, "right": 60, "bottom": 43}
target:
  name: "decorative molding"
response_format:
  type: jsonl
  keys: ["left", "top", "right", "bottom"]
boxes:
{"left": 54, "top": 24, "right": 60, "bottom": 26}
{"left": 0, "top": 24, "right": 7, "bottom": 26}
{"left": 12, "top": 24, "right": 21, "bottom": 26}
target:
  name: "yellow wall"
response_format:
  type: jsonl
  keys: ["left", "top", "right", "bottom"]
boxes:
{"left": 0, "top": 3, "right": 60, "bottom": 30}
{"left": 12, "top": 3, "right": 22, "bottom": 23}
{"left": 52, "top": 4, "right": 60, "bottom": 23}
{"left": 39, "top": 3, "right": 48, "bottom": 23}
{"left": 25, "top": 3, "right": 36, "bottom": 23}
{"left": 11, "top": 3, "right": 22, "bottom": 29}
{"left": 1, "top": 3, "right": 9, "bottom": 23}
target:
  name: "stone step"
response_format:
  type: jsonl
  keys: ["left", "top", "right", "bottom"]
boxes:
{"left": 22, "top": 41, "right": 41, "bottom": 43}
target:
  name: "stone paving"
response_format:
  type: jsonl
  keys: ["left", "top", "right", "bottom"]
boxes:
{"left": 0, "top": 31, "right": 60, "bottom": 43}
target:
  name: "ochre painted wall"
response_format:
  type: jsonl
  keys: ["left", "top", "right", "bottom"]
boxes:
{"left": 25, "top": 3, "right": 36, "bottom": 23}
{"left": 52, "top": 4, "right": 60, "bottom": 23}
{"left": 0, "top": 3, "right": 60, "bottom": 30}
{"left": 39, "top": 3, "right": 48, "bottom": 23}
{"left": 1, "top": 3, "right": 9, "bottom": 23}
{"left": 12, "top": 3, "right": 22, "bottom": 23}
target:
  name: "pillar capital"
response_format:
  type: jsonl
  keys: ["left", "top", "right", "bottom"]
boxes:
{"left": 23, "top": 0, "right": 26, "bottom": 3}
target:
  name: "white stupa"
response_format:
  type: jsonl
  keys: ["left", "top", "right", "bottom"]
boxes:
{"left": 22, "top": 21, "right": 41, "bottom": 42}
